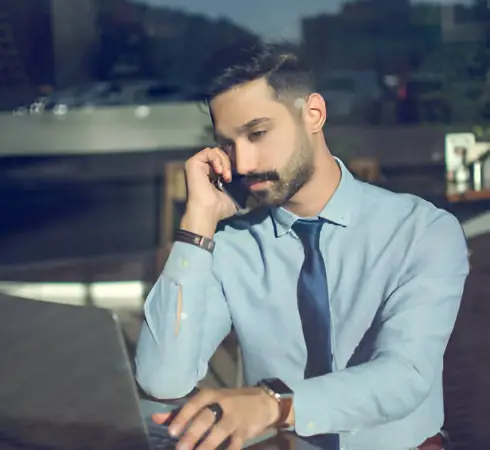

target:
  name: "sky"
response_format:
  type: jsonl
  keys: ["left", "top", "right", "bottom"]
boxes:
{"left": 134, "top": 0, "right": 475, "bottom": 40}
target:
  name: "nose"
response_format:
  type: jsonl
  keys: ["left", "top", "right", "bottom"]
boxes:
{"left": 234, "top": 140, "right": 258, "bottom": 175}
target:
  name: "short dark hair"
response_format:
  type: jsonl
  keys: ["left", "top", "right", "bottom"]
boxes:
{"left": 200, "top": 39, "right": 314, "bottom": 105}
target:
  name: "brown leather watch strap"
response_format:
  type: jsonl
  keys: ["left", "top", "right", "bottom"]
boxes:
{"left": 276, "top": 396, "right": 293, "bottom": 429}
{"left": 259, "top": 384, "right": 294, "bottom": 429}
{"left": 174, "top": 229, "right": 215, "bottom": 253}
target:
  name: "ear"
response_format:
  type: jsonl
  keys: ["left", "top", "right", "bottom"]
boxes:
{"left": 302, "top": 93, "right": 327, "bottom": 133}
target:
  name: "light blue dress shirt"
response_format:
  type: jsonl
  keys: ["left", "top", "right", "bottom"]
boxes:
{"left": 135, "top": 159, "right": 469, "bottom": 450}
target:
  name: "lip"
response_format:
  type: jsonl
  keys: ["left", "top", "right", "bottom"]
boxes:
{"left": 247, "top": 180, "right": 271, "bottom": 191}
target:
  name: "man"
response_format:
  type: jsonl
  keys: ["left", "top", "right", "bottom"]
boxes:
{"left": 135, "top": 40, "right": 468, "bottom": 450}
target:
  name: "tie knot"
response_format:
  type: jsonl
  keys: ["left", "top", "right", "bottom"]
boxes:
{"left": 292, "top": 219, "right": 324, "bottom": 250}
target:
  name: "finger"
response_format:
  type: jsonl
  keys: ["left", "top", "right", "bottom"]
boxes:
{"left": 196, "top": 147, "right": 226, "bottom": 175}
{"left": 227, "top": 435, "right": 243, "bottom": 450}
{"left": 177, "top": 408, "right": 217, "bottom": 450}
{"left": 215, "top": 148, "right": 232, "bottom": 181}
{"left": 195, "top": 420, "right": 236, "bottom": 450}
{"left": 169, "top": 389, "right": 216, "bottom": 437}
{"left": 197, "top": 147, "right": 232, "bottom": 181}
{"left": 152, "top": 412, "right": 172, "bottom": 425}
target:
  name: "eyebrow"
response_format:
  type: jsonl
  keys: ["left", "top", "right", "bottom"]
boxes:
{"left": 215, "top": 117, "right": 273, "bottom": 142}
{"left": 236, "top": 117, "right": 272, "bottom": 133}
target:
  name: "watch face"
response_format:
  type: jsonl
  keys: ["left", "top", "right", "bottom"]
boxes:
{"left": 264, "top": 378, "right": 293, "bottom": 395}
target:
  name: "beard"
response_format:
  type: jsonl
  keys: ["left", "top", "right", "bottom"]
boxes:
{"left": 248, "top": 126, "right": 315, "bottom": 208}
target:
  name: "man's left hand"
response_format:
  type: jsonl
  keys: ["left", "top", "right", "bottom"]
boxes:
{"left": 152, "top": 387, "right": 279, "bottom": 450}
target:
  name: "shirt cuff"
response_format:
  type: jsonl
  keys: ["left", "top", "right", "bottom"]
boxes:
{"left": 286, "top": 377, "right": 333, "bottom": 437}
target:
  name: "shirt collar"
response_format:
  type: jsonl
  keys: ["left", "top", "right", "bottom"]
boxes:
{"left": 270, "top": 158, "right": 356, "bottom": 237}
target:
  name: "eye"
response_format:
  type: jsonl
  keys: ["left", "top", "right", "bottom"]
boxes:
{"left": 249, "top": 130, "right": 266, "bottom": 141}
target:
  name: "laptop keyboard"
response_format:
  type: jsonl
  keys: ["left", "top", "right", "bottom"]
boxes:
{"left": 145, "top": 418, "right": 232, "bottom": 450}
{"left": 146, "top": 419, "right": 179, "bottom": 450}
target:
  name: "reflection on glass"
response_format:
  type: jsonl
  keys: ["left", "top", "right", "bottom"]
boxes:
{"left": 0, "top": 0, "right": 487, "bottom": 127}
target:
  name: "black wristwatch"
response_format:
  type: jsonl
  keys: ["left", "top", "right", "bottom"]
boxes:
{"left": 257, "top": 378, "right": 294, "bottom": 429}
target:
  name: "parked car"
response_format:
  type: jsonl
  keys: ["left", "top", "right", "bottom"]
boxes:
{"left": 12, "top": 79, "right": 203, "bottom": 115}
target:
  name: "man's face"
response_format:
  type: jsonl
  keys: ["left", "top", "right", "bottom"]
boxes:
{"left": 210, "top": 78, "right": 315, "bottom": 207}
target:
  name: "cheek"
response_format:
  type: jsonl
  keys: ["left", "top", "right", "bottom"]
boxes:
{"left": 259, "top": 132, "right": 296, "bottom": 168}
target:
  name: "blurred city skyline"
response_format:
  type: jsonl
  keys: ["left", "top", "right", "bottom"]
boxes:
{"left": 133, "top": 0, "right": 476, "bottom": 39}
{"left": 1, "top": 0, "right": 487, "bottom": 118}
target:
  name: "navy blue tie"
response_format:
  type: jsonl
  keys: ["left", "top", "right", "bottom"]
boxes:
{"left": 293, "top": 219, "right": 340, "bottom": 450}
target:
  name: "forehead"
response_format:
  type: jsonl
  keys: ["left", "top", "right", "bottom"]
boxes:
{"left": 209, "top": 78, "right": 290, "bottom": 134}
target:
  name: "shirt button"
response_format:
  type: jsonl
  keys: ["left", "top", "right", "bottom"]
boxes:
{"left": 180, "top": 312, "right": 188, "bottom": 320}
{"left": 181, "top": 259, "right": 188, "bottom": 269}
{"left": 307, "top": 422, "right": 315, "bottom": 430}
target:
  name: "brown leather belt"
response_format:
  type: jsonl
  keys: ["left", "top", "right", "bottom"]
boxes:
{"left": 418, "top": 433, "right": 444, "bottom": 449}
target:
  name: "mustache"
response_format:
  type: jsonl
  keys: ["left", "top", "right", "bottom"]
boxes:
{"left": 236, "top": 171, "right": 280, "bottom": 184}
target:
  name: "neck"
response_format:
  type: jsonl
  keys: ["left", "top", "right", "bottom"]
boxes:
{"left": 283, "top": 146, "right": 341, "bottom": 217}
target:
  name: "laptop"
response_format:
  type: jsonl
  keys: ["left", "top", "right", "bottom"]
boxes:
{"left": 0, "top": 293, "right": 185, "bottom": 450}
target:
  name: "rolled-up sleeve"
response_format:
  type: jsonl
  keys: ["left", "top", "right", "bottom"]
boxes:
{"left": 135, "top": 241, "right": 232, "bottom": 399}
{"left": 287, "top": 211, "right": 469, "bottom": 436}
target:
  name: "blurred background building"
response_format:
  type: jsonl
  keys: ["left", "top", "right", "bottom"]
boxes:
{"left": 0, "top": 0, "right": 99, "bottom": 108}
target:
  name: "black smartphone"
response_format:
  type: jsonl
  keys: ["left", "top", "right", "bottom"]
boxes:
{"left": 210, "top": 171, "right": 249, "bottom": 212}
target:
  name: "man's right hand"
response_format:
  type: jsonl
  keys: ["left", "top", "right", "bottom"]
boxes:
{"left": 180, "top": 147, "right": 239, "bottom": 239}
